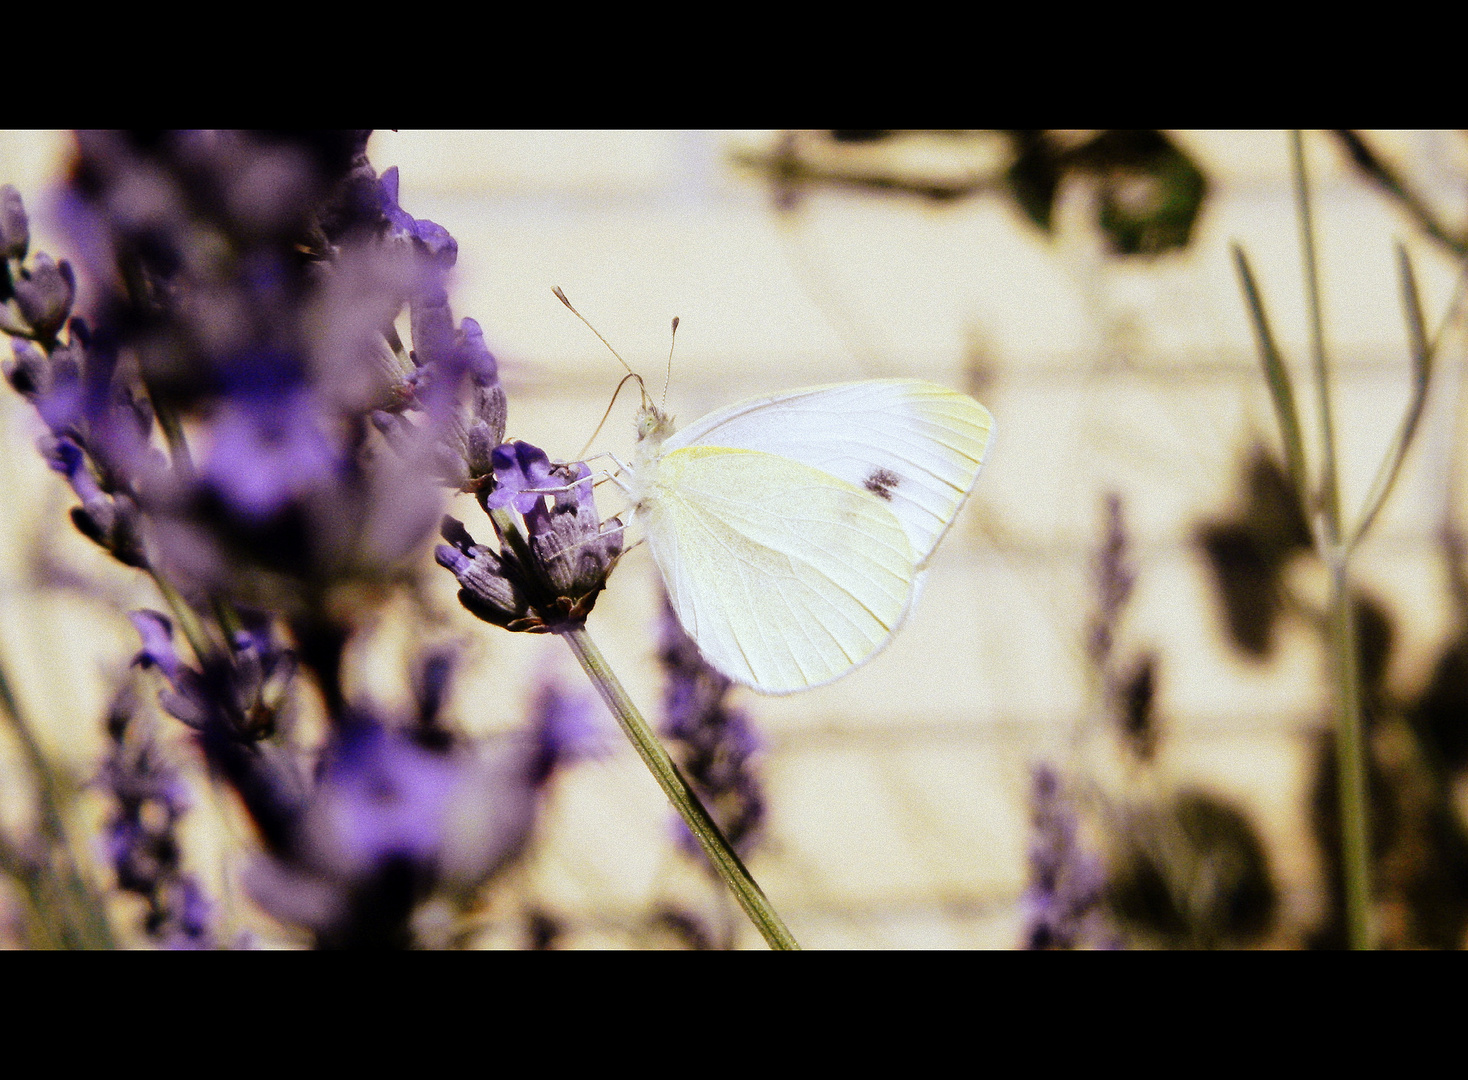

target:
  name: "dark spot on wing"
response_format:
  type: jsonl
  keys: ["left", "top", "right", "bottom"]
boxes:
{"left": 864, "top": 468, "right": 900, "bottom": 501}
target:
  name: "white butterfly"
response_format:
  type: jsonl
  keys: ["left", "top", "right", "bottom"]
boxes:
{"left": 622, "top": 379, "right": 994, "bottom": 695}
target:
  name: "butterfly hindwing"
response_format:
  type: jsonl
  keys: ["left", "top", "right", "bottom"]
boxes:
{"left": 645, "top": 445, "right": 916, "bottom": 694}
{"left": 662, "top": 379, "right": 994, "bottom": 567}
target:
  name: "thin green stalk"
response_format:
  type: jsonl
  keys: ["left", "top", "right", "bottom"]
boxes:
{"left": 485, "top": 505, "right": 798, "bottom": 948}
{"left": 1327, "top": 551, "right": 1371, "bottom": 948}
{"left": 561, "top": 624, "right": 800, "bottom": 950}
{"left": 0, "top": 653, "right": 114, "bottom": 949}
{"left": 150, "top": 571, "right": 215, "bottom": 667}
{"left": 1294, "top": 129, "right": 1373, "bottom": 949}
{"left": 1292, "top": 130, "right": 1342, "bottom": 538}
{"left": 1349, "top": 245, "right": 1436, "bottom": 550}
{"left": 1232, "top": 243, "right": 1311, "bottom": 519}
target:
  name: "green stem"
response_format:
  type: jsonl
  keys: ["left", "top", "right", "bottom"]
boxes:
{"left": 560, "top": 624, "right": 800, "bottom": 951}
{"left": 1232, "top": 243, "right": 1312, "bottom": 522}
{"left": 0, "top": 653, "right": 115, "bottom": 949}
{"left": 150, "top": 571, "right": 215, "bottom": 667}
{"left": 1348, "top": 245, "right": 1437, "bottom": 550}
{"left": 485, "top": 505, "right": 797, "bottom": 948}
{"left": 1294, "top": 129, "right": 1373, "bottom": 949}
{"left": 1327, "top": 551, "right": 1373, "bottom": 949}
{"left": 1292, "top": 130, "right": 1342, "bottom": 539}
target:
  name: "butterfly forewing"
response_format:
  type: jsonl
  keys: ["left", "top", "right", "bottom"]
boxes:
{"left": 663, "top": 380, "right": 994, "bottom": 567}
{"left": 646, "top": 446, "right": 916, "bottom": 694}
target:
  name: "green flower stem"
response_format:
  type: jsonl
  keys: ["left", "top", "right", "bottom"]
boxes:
{"left": 150, "top": 571, "right": 215, "bottom": 667}
{"left": 484, "top": 504, "right": 798, "bottom": 948}
{"left": 0, "top": 652, "right": 114, "bottom": 949}
{"left": 1349, "top": 246, "right": 1459, "bottom": 551}
{"left": 1326, "top": 547, "right": 1372, "bottom": 948}
{"left": 1232, "top": 244, "right": 1311, "bottom": 523}
{"left": 1294, "top": 130, "right": 1373, "bottom": 950}
{"left": 560, "top": 624, "right": 801, "bottom": 951}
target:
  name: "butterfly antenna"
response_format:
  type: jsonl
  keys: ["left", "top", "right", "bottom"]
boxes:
{"left": 576, "top": 371, "right": 645, "bottom": 459}
{"left": 553, "top": 286, "right": 648, "bottom": 398}
{"left": 661, "top": 315, "right": 679, "bottom": 411}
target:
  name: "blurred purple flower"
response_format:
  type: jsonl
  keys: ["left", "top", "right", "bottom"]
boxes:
{"left": 243, "top": 715, "right": 547, "bottom": 949}
{"left": 98, "top": 686, "right": 215, "bottom": 948}
{"left": 1, "top": 183, "right": 29, "bottom": 259}
{"left": 20, "top": 131, "right": 480, "bottom": 610}
{"left": 201, "top": 387, "right": 341, "bottom": 524}
{"left": 4, "top": 133, "right": 544, "bottom": 949}
{"left": 1021, "top": 764, "right": 1117, "bottom": 950}
{"left": 528, "top": 680, "right": 610, "bottom": 779}
{"left": 12, "top": 252, "right": 75, "bottom": 340}
{"left": 658, "top": 592, "right": 764, "bottom": 857}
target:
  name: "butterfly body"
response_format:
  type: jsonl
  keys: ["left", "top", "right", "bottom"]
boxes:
{"left": 625, "top": 379, "right": 993, "bottom": 695}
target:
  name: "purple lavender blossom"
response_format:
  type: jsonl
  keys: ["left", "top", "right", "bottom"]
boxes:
{"left": 437, "top": 442, "right": 623, "bottom": 632}
{"left": 1021, "top": 764, "right": 1115, "bottom": 950}
{"left": 98, "top": 686, "right": 214, "bottom": 948}
{"left": 485, "top": 441, "right": 559, "bottom": 515}
{"left": 128, "top": 607, "right": 295, "bottom": 737}
{"left": 4, "top": 133, "right": 564, "bottom": 949}
{"left": 31, "top": 131, "right": 476, "bottom": 608}
{"left": 1088, "top": 492, "right": 1135, "bottom": 670}
{"left": 658, "top": 592, "right": 764, "bottom": 857}
{"left": 242, "top": 694, "right": 580, "bottom": 949}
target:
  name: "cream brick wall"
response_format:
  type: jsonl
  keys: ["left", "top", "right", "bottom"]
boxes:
{"left": 2, "top": 131, "right": 1463, "bottom": 947}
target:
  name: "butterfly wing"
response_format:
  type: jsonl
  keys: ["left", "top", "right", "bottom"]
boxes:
{"left": 645, "top": 445, "right": 916, "bottom": 694}
{"left": 663, "top": 380, "right": 994, "bottom": 567}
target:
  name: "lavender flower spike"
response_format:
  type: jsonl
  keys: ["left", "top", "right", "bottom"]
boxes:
{"left": 1021, "top": 764, "right": 1115, "bottom": 950}
{"left": 658, "top": 591, "right": 764, "bottom": 857}
{"left": 99, "top": 687, "right": 215, "bottom": 948}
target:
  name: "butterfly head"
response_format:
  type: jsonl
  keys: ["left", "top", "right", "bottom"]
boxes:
{"left": 634, "top": 402, "right": 677, "bottom": 447}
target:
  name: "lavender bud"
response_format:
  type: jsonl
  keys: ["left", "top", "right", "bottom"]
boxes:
{"left": 4, "top": 338, "right": 47, "bottom": 396}
{"left": 0, "top": 185, "right": 27, "bottom": 260}
{"left": 470, "top": 386, "right": 508, "bottom": 462}
{"left": 14, "top": 253, "right": 76, "bottom": 339}
{"left": 527, "top": 465, "right": 623, "bottom": 598}
{"left": 459, "top": 317, "right": 498, "bottom": 385}
{"left": 99, "top": 686, "right": 215, "bottom": 948}
{"left": 465, "top": 418, "right": 501, "bottom": 481}
{"left": 436, "top": 517, "right": 533, "bottom": 630}
{"left": 409, "top": 285, "right": 456, "bottom": 369}
{"left": 1021, "top": 764, "right": 1115, "bottom": 950}
{"left": 412, "top": 219, "right": 458, "bottom": 267}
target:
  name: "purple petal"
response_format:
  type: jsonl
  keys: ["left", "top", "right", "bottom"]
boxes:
{"left": 129, "top": 609, "right": 182, "bottom": 684}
